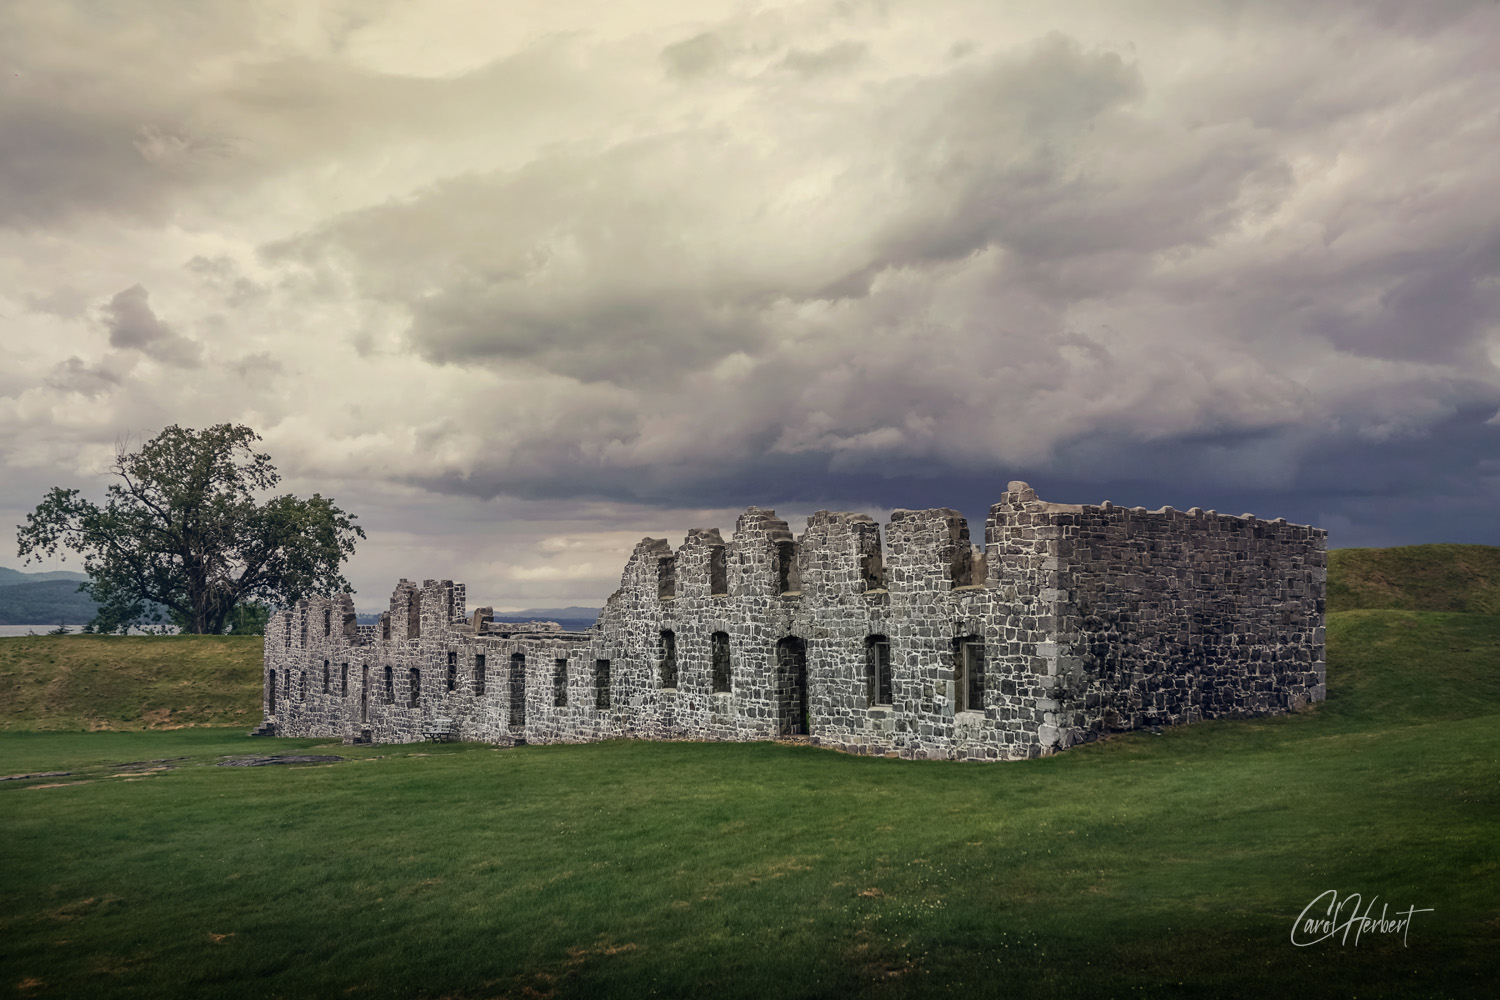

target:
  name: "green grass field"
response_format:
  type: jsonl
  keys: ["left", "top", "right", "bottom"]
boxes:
{"left": 1, "top": 607, "right": 1497, "bottom": 998}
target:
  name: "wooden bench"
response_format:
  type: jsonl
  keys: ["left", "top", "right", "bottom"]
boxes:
{"left": 421, "top": 717, "right": 456, "bottom": 743}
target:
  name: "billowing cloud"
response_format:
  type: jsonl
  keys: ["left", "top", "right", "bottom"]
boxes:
{"left": 2, "top": 0, "right": 1499, "bottom": 609}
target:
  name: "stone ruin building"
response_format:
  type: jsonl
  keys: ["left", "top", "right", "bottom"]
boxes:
{"left": 259, "top": 482, "right": 1327, "bottom": 761}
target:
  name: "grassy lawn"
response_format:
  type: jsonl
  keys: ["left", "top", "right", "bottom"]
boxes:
{"left": 1, "top": 612, "right": 1497, "bottom": 999}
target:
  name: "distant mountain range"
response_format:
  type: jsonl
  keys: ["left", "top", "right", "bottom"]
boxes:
{"left": 355, "top": 606, "right": 601, "bottom": 629}
{"left": 0, "top": 565, "right": 608, "bottom": 630}
{"left": 0, "top": 567, "right": 89, "bottom": 586}
{"left": 0, "top": 567, "right": 96, "bottom": 625}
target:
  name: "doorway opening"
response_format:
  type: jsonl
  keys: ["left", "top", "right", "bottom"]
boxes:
{"left": 774, "top": 637, "right": 809, "bottom": 737}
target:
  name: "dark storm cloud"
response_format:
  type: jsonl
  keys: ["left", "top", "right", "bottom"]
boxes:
{"left": 103, "top": 285, "right": 203, "bottom": 368}
{"left": 7, "top": 0, "right": 1500, "bottom": 601}
{"left": 268, "top": 4, "right": 1500, "bottom": 558}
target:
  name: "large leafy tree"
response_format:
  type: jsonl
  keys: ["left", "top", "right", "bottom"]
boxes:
{"left": 16, "top": 424, "right": 365, "bottom": 635}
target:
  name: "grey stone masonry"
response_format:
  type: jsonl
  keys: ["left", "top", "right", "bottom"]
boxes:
{"left": 261, "top": 483, "right": 1326, "bottom": 761}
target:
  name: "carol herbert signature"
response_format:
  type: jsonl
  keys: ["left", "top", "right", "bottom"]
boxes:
{"left": 1291, "top": 889, "right": 1434, "bottom": 947}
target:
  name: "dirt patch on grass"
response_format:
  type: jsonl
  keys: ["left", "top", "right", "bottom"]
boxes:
{"left": 27, "top": 781, "right": 91, "bottom": 790}
{"left": 215, "top": 755, "right": 344, "bottom": 767}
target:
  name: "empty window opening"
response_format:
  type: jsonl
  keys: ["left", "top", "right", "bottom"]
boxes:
{"left": 447, "top": 651, "right": 457, "bottom": 692}
{"left": 341, "top": 663, "right": 348, "bottom": 698}
{"left": 384, "top": 665, "right": 394, "bottom": 704}
{"left": 509, "top": 654, "right": 526, "bottom": 727}
{"left": 409, "top": 668, "right": 421, "bottom": 708}
{"left": 474, "top": 654, "right": 486, "bottom": 696}
{"left": 866, "top": 636, "right": 892, "bottom": 706}
{"left": 776, "top": 541, "right": 801, "bottom": 594}
{"left": 954, "top": 637, "right": 985, "bottom": 713}
{"left": 709, "top": 546, "right": 728, "bottom": 596}
{"left": 659, "top": 630, "right": 678, "bottom": 688}
{"left": 408, "top": 593, "right": 421, "bottom": 639}
{"left": 299, "top": 671, "right": 307, "bottom": 701}
{"left": 322, "top": 660, "right": 330, "bottom": 694}
{"left": 381, "top": 613, "right": 391, "bottom": 641}
{"left": 595, "top": 659, "right": 611, "bottom": 709}
{"left": 323, "top": 607, "right": 331, "bottom": 636}
{"left": 862, "top": 549, "right": 885, "bottom": 591}
{"left": 300, "top": 611, "right": 308, "bottom": 647}
{"left": 554, "top": 658, "right": 568, "bottom": 707}
{"left": 268, "top": 670, "right": 277, "bottom": 713}
{"left": 711, "top": 631, "right": 732, "bottom": 693}
{"left": 658, "top": 555, "right": 676, "bottom": 600}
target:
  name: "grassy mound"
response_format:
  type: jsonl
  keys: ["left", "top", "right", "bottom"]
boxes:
{"left": 0, "top": 635, "right": 262, "bottom": 732}
{"left": 1327, "top": 543, "right": 1500, "bottom": 613}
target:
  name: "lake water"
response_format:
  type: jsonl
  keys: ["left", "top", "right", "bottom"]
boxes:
{"left": 0, "top": 624, "right": 177, "bottom": 637}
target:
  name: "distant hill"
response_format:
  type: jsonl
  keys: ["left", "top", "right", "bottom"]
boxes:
{"left": 0, "top": 579, "right": 98, "bottom": 626}
{"left": 1327, "top": 544, "right": 1500, "bottom": 613}
{"left": 0, "top": 566, "right": 90, "bottom": 587}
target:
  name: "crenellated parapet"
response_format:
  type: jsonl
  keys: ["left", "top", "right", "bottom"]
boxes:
{"left": 260, "top": 482, "right": 1325, "bottom": 762}
{"left": 795, "top": 511, "right": 883, "bottom": 598}
{"left": 729, "top": 507, "right": 799, "bottom": 598}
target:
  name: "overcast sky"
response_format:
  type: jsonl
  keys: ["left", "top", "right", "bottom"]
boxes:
{"left": 2, "top": 0, "right": 1498, "bottom": 612}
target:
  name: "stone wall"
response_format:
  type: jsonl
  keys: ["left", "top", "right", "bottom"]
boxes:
{"left": 261, "top": 482, "right": 1326, "bottom": 761}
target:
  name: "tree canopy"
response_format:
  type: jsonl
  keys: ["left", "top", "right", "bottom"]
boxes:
{"left": 16, "top": 424, "right": 365, "bottom": 635}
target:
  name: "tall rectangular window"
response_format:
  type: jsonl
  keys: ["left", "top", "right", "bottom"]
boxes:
{"left": 323, "top": 660, "right": 330, "bottom": 694}
{"left": 474, "top": 654, "right": 486, "bottom": 696}
{"left": 341, "top": 663, "right": 348, "bottom": 697}
{"left": 509, "top": 654, "right": 527, "bottom": 727}
{"left": 447, "top": 651, "right": 457, "bottom": 692}
{"left": 711, "top": 632, "right": 731, "bottom": 693}
{"left": 866, "top": 636, "right": 891, "bottom": 706}
{"left": 595, "top": 659, "right": 611, "bottom": 709}
{"left": 385, "top": 665, "right": 394, "bottom": 703}
{"left": 955, "top": 638, "right": 984, "bottom": 713}
{"left": 709, "top": 546, "right": 728, "bottom": 596}
{"left": 659, "top": 631, "right": 677, "bottom": 688}
{"left": 409, "top": 668, "right": 421, "bottom": 707}
{"left": 554, "top": 659, "right": 568, "bottom": 707}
